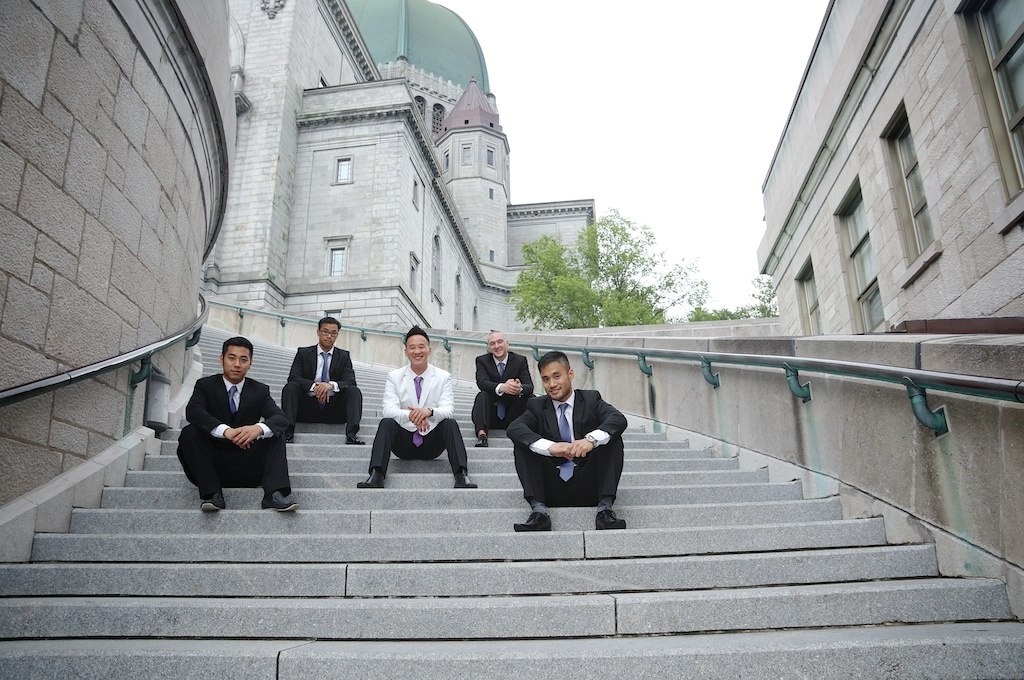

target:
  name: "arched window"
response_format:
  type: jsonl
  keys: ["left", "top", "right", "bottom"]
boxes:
{"left": 432, "top": 104, "right": 445, "bottom": 136}
{"left": 414, "top": 96, "right": 426, "bottom": 120}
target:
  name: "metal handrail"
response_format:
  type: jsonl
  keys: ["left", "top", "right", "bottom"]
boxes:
{"left": 208, "top": 300, "right": 1023, "bottom": 406}
{"left": 0, "top": 296, "right": 209, "bottom": 407}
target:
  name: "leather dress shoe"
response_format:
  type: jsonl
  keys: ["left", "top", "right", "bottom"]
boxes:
{"left": 200, "top": 491, "right": 225, "bottom": 512}
{"left": 474, "top": 435, "right": 488, "bottom": 447}
{"left": 284, "top": 432, "right": 294, "bottom": 443}
{"left": 595, "top": 508, "right": 626, "bottom": 530}
{"left": 453, "top": 469, "right": 478, "bottom": 488}
{"left": 513, "top": 511, "right": 552, "bottom": 532}
{"left": 346, "top": 436, "right": 366, "bottom": 445}
{"left": 262, "top": 490, "right": 298, "bottom": 511}
{"left": 357, "top": 468, "right": 385, "bottom": 488}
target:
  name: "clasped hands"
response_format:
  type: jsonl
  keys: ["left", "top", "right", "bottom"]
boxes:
{"left": 500, "top": 378, "right": 523, "bottom": 396}
{"left": 312, "top": 381, "right": 334, "bottom": 404}
{"left": 548, "top": 438, "right": 595, "bottom": 460}
{"left": 407, "top": 406, "right": 433, "bottom": 432}
{"left": 224, "top": 424, "right": 264, "bottom": 449}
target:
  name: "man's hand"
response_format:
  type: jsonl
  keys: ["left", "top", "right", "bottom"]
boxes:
{"left": 408, "top": 406, "right": 432, "bottom": 432}
{"left": 313, "top": 382, "right": 333, "bottom": 404}
{"left": 548, "top": 442, "right": 574, "bottom": 459}
{"left": 501, "top": 378, "right": 523, "bottom": 396}
{"left": 568, "top": 438, "right": 595, "bottom": 459}
{"left": 225, "top": 424, "right": 264, "bottom": 449}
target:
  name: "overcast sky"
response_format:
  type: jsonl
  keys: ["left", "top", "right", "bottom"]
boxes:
{"left": 435, "top": 1, "right": 830, "bottom": 309}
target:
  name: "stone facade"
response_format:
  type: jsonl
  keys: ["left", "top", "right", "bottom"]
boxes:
{"left": 0, "top": 0, "right": 233, "bottom": 503}
{"left": 760, "top": 0, "right": 1024, "bottom": 335}
{"left": 205, "top": 0, "right": 593, "bottom": 330}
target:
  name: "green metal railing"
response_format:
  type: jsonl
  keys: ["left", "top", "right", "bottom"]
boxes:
{"left": 209, "top": 300, "right": 1024, "bottom": 437}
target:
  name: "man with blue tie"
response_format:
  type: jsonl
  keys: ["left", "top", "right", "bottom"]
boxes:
{"left": 470, "top": 330, "right": 533, "bottom": 447}
{"left": 507, "top": 350, "right": 627, "bottom": 531}
{"left": 176, "top": 336, "right": 297, "bottom": 512}
{"left": 280, "top": 316, "right": 364, "bottom": 444}
{"left": 357, "top": 326, "right": 477, "bottom": 489}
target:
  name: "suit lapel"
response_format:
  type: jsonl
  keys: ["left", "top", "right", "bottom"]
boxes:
{"left": 543, "top": 397, "right": 559, "bottom": 441}
{"left": 571, "top": 390, "right": 586, "bottom": 436}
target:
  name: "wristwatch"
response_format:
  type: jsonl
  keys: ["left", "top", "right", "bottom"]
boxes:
{"left": 585, "top": 434, "right": 598, "bottom": 445}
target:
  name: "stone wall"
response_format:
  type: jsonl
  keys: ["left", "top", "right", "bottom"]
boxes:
{"left": 0, "top": 0, "right": 232, "bottom": 503}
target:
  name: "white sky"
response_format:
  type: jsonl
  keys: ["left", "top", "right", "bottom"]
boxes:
{"left": 435, "top": 1, "right": 830, "bottom": 309}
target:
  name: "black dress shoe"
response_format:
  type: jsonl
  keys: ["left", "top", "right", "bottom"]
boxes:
{"left": 357, "top": 468, "right": 385, "bottom": 488}
{"left": 453, "top": 469, "right": 478, "bottom": 488}
{"left": 284, "top": 432, "right": 294, "bottom": 443}
{"left": 595, "top": 508, "right": 626, "bottom": 530}
{"left": 474, "top": 435, "right": 488, "bottom": 448}
{"left": 200, "top": 491, "right": 225, "bottom": 512}
{"left": 262, "top": 490, "right": 298, "bottom": 511}
{"left": 345, "top": 436, "right": 365, "bottom": 445}
{"left": 513, "top": 511, "right": 552, "bottom": 532}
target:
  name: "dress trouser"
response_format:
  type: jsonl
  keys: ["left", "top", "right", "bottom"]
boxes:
{"left": 176, "top": 424, "right": 292, "bottom": 497}
{"left": 368, "top": 418, "right": 469, "bottom": 475}
{"left": 513, "top": 438, "right": 625, "bottom": 507}
{"left": 280, "top": 383, "right": 362, "bottom": 437}
{"left": 470, "top": 391, "right": 528, "bottom": 432}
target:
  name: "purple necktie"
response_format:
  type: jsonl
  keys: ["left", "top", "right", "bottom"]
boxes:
{"left": 557, "top": 403, "right": 574, "bottom": 481}
{"left": 496, "top": 361, "right": 506, "bottom": 420}
{"left": 413, "top": 375, "right": 424, "bottom": 447}
{"left": 228, "top": 385, "right": 238, "bottom": 416}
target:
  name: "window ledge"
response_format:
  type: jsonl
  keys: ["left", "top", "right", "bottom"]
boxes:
{"left": 996, "top": 190, "right": 1024, "bottom": 235}
{"left": 896, "top": 239, "right": 943, "bottom": 290}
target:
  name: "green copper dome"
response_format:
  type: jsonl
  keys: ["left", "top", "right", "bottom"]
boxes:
{"left": 348, "top": 0, "right": 490, "bottom": 91}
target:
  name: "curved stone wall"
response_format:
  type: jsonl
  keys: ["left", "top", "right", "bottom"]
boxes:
{"left": 0, "top": 0, "right": 233, "bottom": 502}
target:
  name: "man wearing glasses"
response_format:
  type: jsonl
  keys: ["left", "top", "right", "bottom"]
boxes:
{"left": 280, "top": 316, "right": 365, "bottom": 445}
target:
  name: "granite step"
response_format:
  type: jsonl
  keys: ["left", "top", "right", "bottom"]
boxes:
{"left": 26, "top": 519, "right": 885, "bottom": 564}
{"left": 99, "top": 481, "right": 805, "bottom": 510}
{"left": 66, "top": 498, "right": 843, "bottom": 535}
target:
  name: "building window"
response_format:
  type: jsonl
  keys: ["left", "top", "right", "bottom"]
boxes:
{"left": 797, "top": 260, "right": 821, "bottom": 335}
{"left": 432, "top": 104, "right": 445, "bottom": 136}
{"left": 431, "top": 234, "right": 442, "bottom": 302}
{"left": 839, "top": 187, "right": 884, "bottom": 332}
{"left": 413, "top": 179, "right": 420, "bottom": 209}
{"left": 488, "top": 187, "right": 494, "bottom": 199}
{"left": 409, "top": 252, "right": 419, "bottom": 293}
{"left": 325, "top": 236, "right": 352, "bottom": 277}
{"left": 415, "top": 96, "right": 426, "bottom": 119}
{"left": 454, "top": 274, "right": 463, "bottom": 329}
{"left": 489, "top": 249, "right": 495, "bottom": 262}
{"left": 335, "top": 157, "right": 352, "bottom": 184}
{"left": 886, "top": 112, "right": 934, "bottom": 259}
{"left": 486, "top": 147, "right": 495, "bottom": 166}
{"left": 443, "top": 150, "right": 449, "bottom": 171}
{"left": 461, "top": 145, "right": 472, "bottom": 165}
{"left": 319, "top": 75, "right": 329, "bottom": 88}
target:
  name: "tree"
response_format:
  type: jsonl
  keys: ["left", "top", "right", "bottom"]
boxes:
{"left": 510, "top": 210, "right": 703, "bottom": 330}
{"left": 685, "top": 275, "right": 779, "bottom": 322}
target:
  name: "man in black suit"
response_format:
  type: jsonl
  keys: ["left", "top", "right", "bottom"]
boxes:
{"left": 177, "top": 336, "right": 297, "bottom": 512}
{"left": 280, "top": 316, "right": 364, "bottom": 444}
{"left": 507, "top": 350, "right": 627, "bottom": 532}
{"left": 470, "top": 330, "right": 533, "bottom": 447}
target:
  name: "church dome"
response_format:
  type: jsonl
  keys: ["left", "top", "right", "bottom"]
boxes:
{"left": 348, "top": 0, "right": 490, "bottom": 91}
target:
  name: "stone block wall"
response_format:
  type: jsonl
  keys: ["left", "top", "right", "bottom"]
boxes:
{"left": 0, "top": 0, "right": 231, "bottom": 503}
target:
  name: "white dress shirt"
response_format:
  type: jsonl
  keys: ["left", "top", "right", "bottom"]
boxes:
{"left": 529, "top": 391, "right": 610, "bottom": 456}
{"left": 382, "top": 364, "right": 455, "bottom": 436}
{"left": 211, "top": 378, "right": 272, "bottom": 439}
{"left": 310, "top": 345, "right": 340, "bottom": 394}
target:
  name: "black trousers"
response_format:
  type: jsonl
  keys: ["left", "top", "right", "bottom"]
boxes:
{"left": 281, "top": 383, "right": 362, "bottom": 437}
{"left": 513, "top": 438, "right": 624, "bottom": 507}
{"left": 176, "top": 424, "right": 292, "bottom": 497}
{"left": 470, "top": 391, "right": 528, "bottom": 433}
{"left": 367, "top": 418, "right": 469, "bottom": 475}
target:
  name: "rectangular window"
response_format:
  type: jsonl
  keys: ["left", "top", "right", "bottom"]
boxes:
{"left": 443, "top": 150, "right": 450, "bottom": 171}
{"left": 486, "top": 147, "right": 495, "bottom": 166}
{"left": 461, "top": 145, "right": 472, "bottom": 165}
{"left": 797, "top": 261, "right": 821, "bottom": 335}
{"left": 488, "top": 187, "right": 494, "bottom": 199}
{"left": 489, "top": 249, "right": 495, "bottom": 262}
{"left": 329, "top": 247, "right": 346, "bottom": 277}
{"left": 886, "top": 112, "right": 934, "bottom": 259}
{"left": 335, "top": 157, "right": 352, "bottom": 184}
{"left": 319, "top": 75, "right": 329, "bottom": 88}
{"left": 413, "top": 179, "right": 420, "bottom": 209}
{"left": 840, "top": 188, "right": 884, "bottom": 331}
{"left": 409, "top": 252, "right": 419, "bottom": 293}
{"left": 976, "top": 1, "right": 1024, "bottom": 177}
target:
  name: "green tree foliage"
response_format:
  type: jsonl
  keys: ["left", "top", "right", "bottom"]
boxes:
{"left": 510, "top": 211, "right": 703, "bottom": 330}
{"left": 686, "top": 275, "right": 779, "bottom": 321}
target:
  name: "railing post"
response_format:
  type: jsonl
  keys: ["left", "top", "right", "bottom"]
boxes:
{"left": 700, "top": 356, "right": 720, "bottom": 388}
{"left": 903, "top": 377, "right": 949, "bottom": 437}
{"left": 784, "top": 363, "right": 812, "bottom": 403}
{"left": 637, "top": 353, "right": 653, "bottom": 376}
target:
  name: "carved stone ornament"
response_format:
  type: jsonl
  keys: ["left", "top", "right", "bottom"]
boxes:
{"left": 261, "top": 0, "right": 286, "bottom": 19}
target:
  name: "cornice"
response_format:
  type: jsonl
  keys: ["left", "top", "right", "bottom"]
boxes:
{"left": 320, "top": 0, "right": 379, "bottom": 82}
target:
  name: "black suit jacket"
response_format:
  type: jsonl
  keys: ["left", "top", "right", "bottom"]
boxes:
{"left": 287, "top": 345, "right": 357, "bottom": 393}
{"left": 507, "top": 389, "right": 626, "bottom": 447}
{"left": 185, "top": 374, "right": 289, "bottom": 435}
{"left": 475, "top": 351, "right": 533, "bottom": 403}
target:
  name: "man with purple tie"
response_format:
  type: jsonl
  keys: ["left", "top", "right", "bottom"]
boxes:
{"left": 357, "top": 326, "right": 476, "bottom": 489}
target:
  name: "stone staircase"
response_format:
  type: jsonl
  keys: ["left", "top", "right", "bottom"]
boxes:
{"left": 1, "top": 326, "right": 1022, "bottom": 677}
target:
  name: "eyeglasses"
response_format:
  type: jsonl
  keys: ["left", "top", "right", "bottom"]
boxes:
{"left": 319, "top": 329, "right": 339, "bottom": 337}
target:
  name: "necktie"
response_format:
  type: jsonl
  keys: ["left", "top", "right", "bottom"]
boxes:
{"left": 228, "top": 385, "right": 238, "bottom": 416}
{"left": 557, "top": 402, "right": 574, "bottom": 481}
{"left": 496, "top": 361, "right": 507, "bottom": 420}
{"left": 319, "top": 352, "right": 330, "bottom": 409}
{"left": 412, "top": 375, "right": 424, "bottom": 447}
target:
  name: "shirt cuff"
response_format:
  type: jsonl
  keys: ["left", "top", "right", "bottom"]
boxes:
{"left": 529, "top": 438, "right": 555, "bottom": 456}
{"left": 258, "top": 423, "right": 272, "bottom": 439}
{"left": 495, "top": 383, "right": 504, "bottom": 396}
{"left": 586, "top": 429, "right": 611, "bottom": 446}
{"left": 211, "top": 424, "right": 229, "bottom": 438}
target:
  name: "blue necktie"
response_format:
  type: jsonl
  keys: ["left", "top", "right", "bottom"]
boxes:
{"left": 557, "top": 402, "right": 574, "bottom": 481}
{"left": 228, "top": 385, "right": 238, "bottom": 416}
{"left": 496, "top": 361, "right": 506, "bottom": 420}
{"left": 413, "top": 376, "right": 424, "bottom": 447}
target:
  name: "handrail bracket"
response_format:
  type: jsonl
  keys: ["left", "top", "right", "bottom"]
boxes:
{"left": 637, "top": 353, "right": 653, "bottom": 376}
{"left": 700, "top": 356, "right": 720, "bottom": 388}
{"left": 784, "top": 363, "right": 812, "bottom": 403}
{"left": 903, "top": 377, "right": 948, "bottom": 437}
